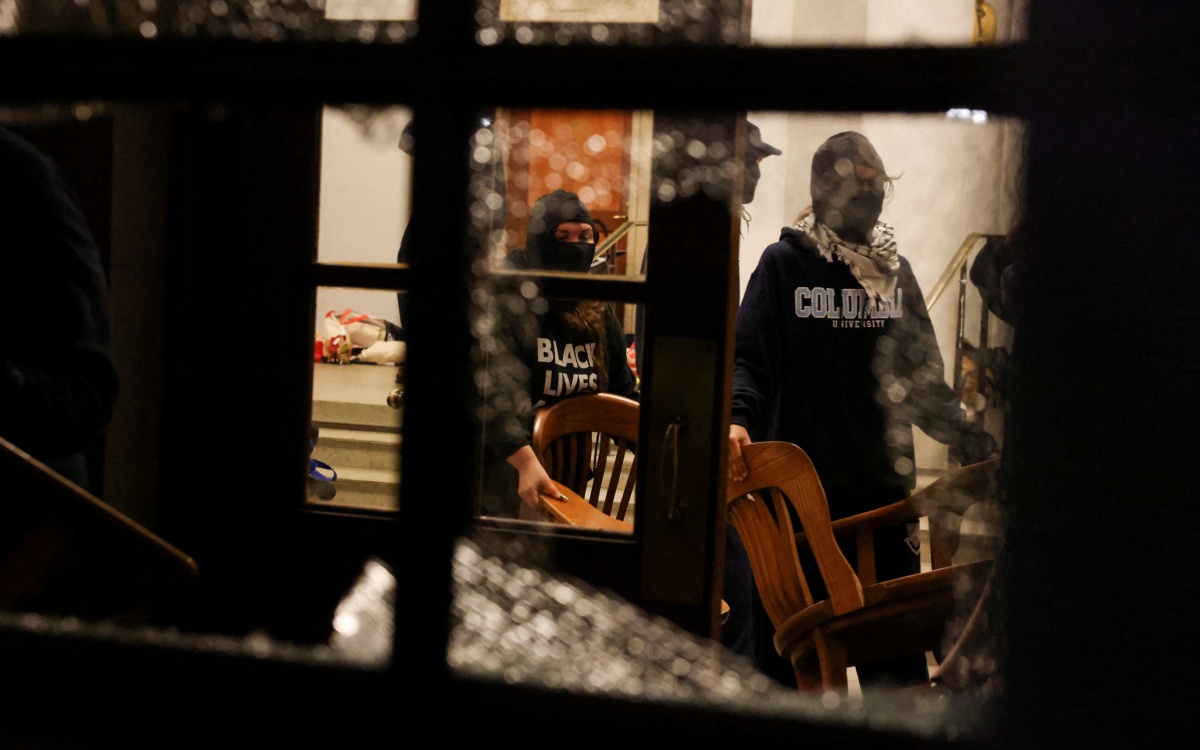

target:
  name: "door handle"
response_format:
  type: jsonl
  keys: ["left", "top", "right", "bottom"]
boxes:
{"left": 661, "top": 416, "right": 688, "bottom": 525}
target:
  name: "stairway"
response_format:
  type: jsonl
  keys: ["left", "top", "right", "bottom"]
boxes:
{"left": 309, "top": 362, "right": 403, "bottom": 512}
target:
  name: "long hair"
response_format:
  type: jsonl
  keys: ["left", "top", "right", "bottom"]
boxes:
{"left": 548, "top": 298, "right": 610, "bottom": 391}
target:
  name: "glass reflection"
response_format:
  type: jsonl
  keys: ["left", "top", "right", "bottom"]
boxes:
{"left": 1, "top": 0, "right": 417, "bottom": 41}
{"left": 469, "top": 109, "right": 645, "bottom": 531}
{"left": 476, "top": 0, "right": 1027, "bottom": 47}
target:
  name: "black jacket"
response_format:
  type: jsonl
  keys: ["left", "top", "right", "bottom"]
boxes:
{"left": 0, "top": 125, "right": 118, "bottom": 490}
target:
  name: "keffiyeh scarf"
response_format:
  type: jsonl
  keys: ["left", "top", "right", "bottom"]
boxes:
{"left": 794, "top": 213, "right": 900, "bottom": 303}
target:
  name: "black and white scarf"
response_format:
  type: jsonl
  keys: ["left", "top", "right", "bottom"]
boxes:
{"left": 794, "top": 212, "right": 900, "bottom": 304}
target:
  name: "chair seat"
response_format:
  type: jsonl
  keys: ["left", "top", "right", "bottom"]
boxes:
{"left": 775, "top": 559, "right": 992, "bottom": 674}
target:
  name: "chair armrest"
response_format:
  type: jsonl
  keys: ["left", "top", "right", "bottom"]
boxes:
{"left": 794, "top": 499, "right": 920, "bottom": 548}
{"left": 537, "top": 481, "right": 633, "bottom": 533}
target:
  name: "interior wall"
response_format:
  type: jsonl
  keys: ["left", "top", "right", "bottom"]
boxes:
{"left": 316, "top": 106, "right": 411, "bottom": 333}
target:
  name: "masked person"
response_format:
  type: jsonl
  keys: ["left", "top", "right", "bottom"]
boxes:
{"left": 478, "top": 189, "right": 639, "bottom": 519}
{"left": 727, "top": 131, "right": 997, "bottom": 689}
{"left": 633, "top": 120, "right": 780, "bottom": 367}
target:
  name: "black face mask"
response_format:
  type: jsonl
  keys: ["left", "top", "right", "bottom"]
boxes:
{"left": 810, "top": 132, "right": 888, "bottom": 242}
{"left": 836, "top": 192, "right": 883, "bottom": 240}
{"left": 540, "top": 240, "right": 595, "bottom": 273}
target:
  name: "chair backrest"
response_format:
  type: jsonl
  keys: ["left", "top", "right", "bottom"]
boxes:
{"left": 531, "top": 393, "right": 639, "bottom": 522}
{"left": 725, "top": 441, "right": 865, "bottom": 626}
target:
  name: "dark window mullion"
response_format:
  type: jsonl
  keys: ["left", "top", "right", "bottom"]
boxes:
{"left": 389, "top": 1, "right": 481, "bottom": 685}
{"left": 311, "top": 262, "right": 412, "bottom": 292}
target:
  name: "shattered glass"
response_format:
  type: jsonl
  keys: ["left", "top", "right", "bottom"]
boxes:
{"left": 0, "top": 537, "right": 991, "bottom": 739}
{"left": 0, "top": 1, "right": 1028, "bottom": 47}
{"left": 0, "top": 0, "right": 417, "bottom": 42}
{"left": 325, "top": 539, "right": 988, "bottom": 741}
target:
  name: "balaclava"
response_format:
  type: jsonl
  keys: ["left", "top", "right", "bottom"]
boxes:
{"left": 811, "top": 131, "right": 887, "bottom": 243}
{"left": 524, "top": 189, "right": 597, "bottom": 273}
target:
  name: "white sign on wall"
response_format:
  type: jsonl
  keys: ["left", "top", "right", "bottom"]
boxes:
{"left": 325, "top": 0, "right": 417, "bottom": 21}
{"left": 500, "top": 0, "right": 659, "bottom": 23}
{"left": 325, "top": 1, "right": 660, "bottom": 23}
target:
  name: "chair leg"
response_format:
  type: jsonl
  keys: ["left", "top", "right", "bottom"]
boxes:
{"left": 814, "top": 630, "right": 849, "bottom": 692}
{"left": 929, "top": 566, "right": 997, "bottom": 691}
{"left": 791, "top": 654, "right": 825, "bottom": 692}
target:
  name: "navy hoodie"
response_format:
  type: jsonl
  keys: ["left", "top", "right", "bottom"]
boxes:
{"left": 732, "top": 226, "right": 994, "bottom": 516}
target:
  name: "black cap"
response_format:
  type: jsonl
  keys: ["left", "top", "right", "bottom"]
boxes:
{"left": 747, "top": 122, "right": 782, "bottom": 157}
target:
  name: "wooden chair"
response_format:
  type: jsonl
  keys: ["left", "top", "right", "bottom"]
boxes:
{"left": 531, "top": 392, "right": 639, "bottom": 524}
{"left": 726, "top": 441, "right": 996, "bottom": 693}
{"left": 0, "top": 434, "right": 199, "bottom": 621}
{"left": 532, "top": 394, "right": 731, "bottom": 623}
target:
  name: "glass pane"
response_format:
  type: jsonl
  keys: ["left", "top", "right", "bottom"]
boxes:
{"left": 2, "top": 0, "right": 417, "bottom": 41}
{"left": 475, "top": 0, "right": 1029, "bottom": 47}
{"left": 748, "top": 0, "right": 1029, "bottom": 47}
{"left": 312, "top": 104, "right": 412, "bottom": 512}
{"left": 469, "top": 108, "right": 648, "bottom": 533}
{"left": 484, "top": 108, "right": 650, "bottom": 277}
{"left": 476, "top": 0, "right": 749, "bottom": 46}
{"left": 318, "top": 105, "right": 412, "bottom": 268}
{"left": 736, "top": 110, "right": 1022, "bottom": 481}
{"left": 309, "top": 288, "right": 405, "bottom": 512}
{"left": 728, "top": 109, "right": 1023, "bottom": 699}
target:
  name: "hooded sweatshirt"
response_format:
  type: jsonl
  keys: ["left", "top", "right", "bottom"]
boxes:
{"left": 731, "top": 225, "right": 995, "bottom": 516}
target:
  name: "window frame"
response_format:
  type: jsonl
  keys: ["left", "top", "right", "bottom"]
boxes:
{"left": 5, "top": 1, "right": 1193, "bottom": 744}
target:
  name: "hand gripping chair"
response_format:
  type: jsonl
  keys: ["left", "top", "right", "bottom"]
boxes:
{"left": 725, "top": 441, "right": 997, "bottom": 693}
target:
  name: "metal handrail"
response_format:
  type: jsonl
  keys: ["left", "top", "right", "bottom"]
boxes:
{"left": 925, "top": 232, "right": 989, "bottom": 310}
{"left": 593, "top": 219, "right": 646, "bottom": 262}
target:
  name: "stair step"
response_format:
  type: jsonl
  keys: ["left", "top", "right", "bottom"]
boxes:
{"left": 306, "top": 465, "right": 400, "bottom": 512}
{"left": 312, "top": 427, "right": 401, "bottom": 472}
{"left": 312, "top": 400, "right": 402, "bottom": 431}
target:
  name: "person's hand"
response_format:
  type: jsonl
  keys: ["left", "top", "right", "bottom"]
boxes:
{"left": 728, "top": 424, "right": 752, "bottom": 483}
{"left": 507, "top": 445, "right": 562, "bottom": 509}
